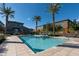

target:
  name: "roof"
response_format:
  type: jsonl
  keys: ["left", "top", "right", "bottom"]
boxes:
{"left": 0, "top": 21, "right": 4, "bottom": 25}
{"left": 38, "top": 19, "right": 74, "bottom": 27}
{"left": 8, "top": 21, "right": 24, "bottom": 25}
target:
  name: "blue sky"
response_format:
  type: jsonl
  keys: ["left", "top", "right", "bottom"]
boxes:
{"left": 0, "top": 3, "right": 79, "bottom": 29}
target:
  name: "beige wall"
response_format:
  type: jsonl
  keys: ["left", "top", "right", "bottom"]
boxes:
{"left": 37, "top": 20, "right": 74, "bottom": 34}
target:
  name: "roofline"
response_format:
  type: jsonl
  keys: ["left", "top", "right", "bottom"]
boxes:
{"left": 0, "top": 21, "right": 4, "bottom": 25}
{"left": 38, "top": 19, "right": 74, "bottom": 27}
{"left": 8, "top": 21, "right": 24, "bottom": 25}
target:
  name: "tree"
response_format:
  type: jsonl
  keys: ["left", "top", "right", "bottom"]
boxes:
{"left": 33, "top": 16, "right": 41, "bottom": 34}
{"left": 73, "top": 19, "right": 77, "bottom": 30}
{"left": 49, "top": 3, "right": 60, "bottom": 35}
{"left": 55, "top": 25, "right": 63, "bottom": 32}
{"left": 0, "top": 4, "right": 15, "bottom": 34}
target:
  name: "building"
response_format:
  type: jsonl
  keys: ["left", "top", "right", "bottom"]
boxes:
{"left": 0, "top": 21, "right": 4, "bottom": 33}
{"left": 22, "top": 26, "right": 33, "bottom": 34}
{"left": 37, "top": 19, "right": 75, "bottom": 35}
{"left": 6, "top": 21, "right": 33, "bottom": 34}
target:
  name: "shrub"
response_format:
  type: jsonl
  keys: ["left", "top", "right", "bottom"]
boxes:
{"left": 0, "top": 34, "right": 6, "bottom": 44}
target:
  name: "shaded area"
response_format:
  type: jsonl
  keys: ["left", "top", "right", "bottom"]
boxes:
{"left": 4, "top": 41, "right": 23, "bottom": 44}
{"left": 0, "top": 44, "right": 7, "bottom": 55}
{"left": 33, "top": 48, "right": 44, "bottom": 53}
{"left": 58, "top": 43, "right": 79, "bottom": 48}
{"left": 0, "top": 39, "right": 7, "bottom": 55}
{"left": 0, "top": 40, "right": 23, "bottom": 55}
{"left": 0, "top": 39, "right": 6, "bottom": 44}
{"left": 0, "top": 47, "right": 7, "bottom": 53}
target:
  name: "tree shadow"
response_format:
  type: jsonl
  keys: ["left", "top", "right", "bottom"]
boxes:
{"left": 4, "top": 41, "right": 23, "bottom": 44}
{"left": 0, "top": 41, "right": 23, "bottom": 54}
{"left": 0, "top": 47, "right": 7, "bottom": 53}
{"left": 58, "top": 43, "right": 79, "bottom": 48}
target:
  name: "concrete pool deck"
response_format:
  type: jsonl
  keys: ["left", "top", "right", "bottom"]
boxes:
{"left": 0, "top": 36, "right": 79, "bottom": 56}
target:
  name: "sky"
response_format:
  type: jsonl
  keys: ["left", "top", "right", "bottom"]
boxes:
{"left": 0, "top": 3, "right": 79, "bottom": 29}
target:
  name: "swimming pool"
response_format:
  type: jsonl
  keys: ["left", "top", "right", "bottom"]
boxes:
{"left": 19, "top": 36, "right": 66, "bottom": 53}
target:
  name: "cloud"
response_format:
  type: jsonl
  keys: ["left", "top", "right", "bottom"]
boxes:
{"left": 77, "top": 19, "right": 79, "bottom": 21}
{"left": 76, "top": 16, "right": 79, "bottom": 22}
{"left": 76, "top": 18, "right": 79, "bottom": 21}
{"left": 27, "top": 17, "right": 31, "bottom": 21}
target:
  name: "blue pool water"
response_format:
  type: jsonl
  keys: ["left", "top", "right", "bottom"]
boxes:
{"left": 19, "top": 36, "right": 65, "bottom": 53}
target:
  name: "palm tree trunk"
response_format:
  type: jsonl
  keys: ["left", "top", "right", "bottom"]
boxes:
{"left": 5, "top": 15, "right": 8, "bottom": 34}
{"left": 52, "top": 13, "right": 55, "bottom": 35}
{"left": 46, "top": 24, "right": 48, "bottom": 35}
{"left": 75, "top": 20, "right": 77, "bottom": 30}
{"left": 68, "top": 20, "right": 69, "bottom": 33}
{"left": 36, "top": 21, "right": 37, "bottom": 34}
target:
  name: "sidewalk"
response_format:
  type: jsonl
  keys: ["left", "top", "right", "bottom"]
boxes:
{"left": 0, "top": 36, "right": 79, "bottom": 56}
{"left": 0, "top": 36, "right": 34, "bottom": 56}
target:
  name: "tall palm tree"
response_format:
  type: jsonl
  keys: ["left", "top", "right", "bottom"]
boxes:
{"left": 46, "top": 22, "right": 49, "bottom": 34}
{"left": 49, "top": 3, "right": 60, "bottom": 35}
{"left": 73, "top": 19, "right": 77, "bottom": 30}
{"left": 33, "top": 16, "right": 41, "bottom": 33}
{"left": 0, "top": 4, "right": 15, "bottom": 34}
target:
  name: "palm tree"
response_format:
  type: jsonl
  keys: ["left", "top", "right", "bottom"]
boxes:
{"left": 49, "top": 3, "right": 60, "bottom": 35}
{"left": 73, "top": 19, "right": 77, "bottom": 30}
{"left": 0, "top": 4, "right": 15, "bottom": 34}
{"left": 46, "top": 22, "right": 49, "bottom": 34}
{"left": 33, "top": 16, "right": 41, "bottom": 34}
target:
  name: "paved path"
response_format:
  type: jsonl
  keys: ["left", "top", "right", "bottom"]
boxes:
{"left": 0, "top": 36, "right": 79, "bottom": 56}
{"left": 0, "top": 36, "right": 34, "bottom": 56}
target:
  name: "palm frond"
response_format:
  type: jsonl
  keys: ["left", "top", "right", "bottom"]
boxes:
{"left": 49, "top": 3, "right": 61, "bottom": 14}
{"left": 1, "top": 14, "right": 5, "bottom": 18}
{"left": 0, "top": 12, "right": 4, "bottom": 15}
{"left": 0, "top": 7, "right": 2, "bottom": 10}
{"left": 33, "top": 16, "right": 41, "bottom": 22}
{"left": 10, "top": 15, "right": 14, "bottom": 18}
{"left": 0, "top": 6, "right": 15, "bottom": 19}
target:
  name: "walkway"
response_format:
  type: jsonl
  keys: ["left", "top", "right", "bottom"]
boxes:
{"left": 0, "top": 36, "right": 34, "bottom": 56}
{"left": 0, "top": 36, "right": 79, "bottom": 56}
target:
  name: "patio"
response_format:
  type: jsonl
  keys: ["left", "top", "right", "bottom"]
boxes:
{"left": 0, "top": 36, "right": 79, "bottom": 56}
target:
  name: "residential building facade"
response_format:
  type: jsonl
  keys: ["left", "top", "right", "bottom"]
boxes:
{"left": 0, "top": 21, "right": 4, "bottom": 33}
{"left": 6, "top": 21, "right": 33, "bottom": 34}
{"left": 37, "top": 19, "right": 75, "bottom": 35}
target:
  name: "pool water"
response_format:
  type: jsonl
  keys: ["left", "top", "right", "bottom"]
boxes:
{"left": 19, "top": 36, "right": 66, "bottom": 53}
